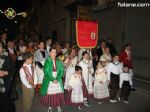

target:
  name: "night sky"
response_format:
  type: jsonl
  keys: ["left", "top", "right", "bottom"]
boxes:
{"left": 0, "top": 0, "right": 31, "bottom": 32}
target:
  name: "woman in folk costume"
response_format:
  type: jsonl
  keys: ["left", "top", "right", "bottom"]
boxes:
{"left": 40, "top": 47, "right": 65, "bottom": 112}
{"left": 66, "top": 66, "right": 84, "bottom": 110}
{"left": 64, "top": 48, "right": 78, "bottom": 90}
{"left": 79, "top": 51, "right": 94, "bottom": 107}
{"left": 100, "top": 47, "right": 112, "bottom": 69}
{"left": 94, "top": 61, "right": 109, "bottom": 104}
{"left": 34, "top": 41, "right": 49, "bottom": 93}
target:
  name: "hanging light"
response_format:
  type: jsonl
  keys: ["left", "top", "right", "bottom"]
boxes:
{"left": 0, "top": 8, "right": 27, "bottom": 19}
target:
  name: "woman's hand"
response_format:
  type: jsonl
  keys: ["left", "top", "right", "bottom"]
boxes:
{"left": 54, "top": 80, "right": 58, "bottom": 84}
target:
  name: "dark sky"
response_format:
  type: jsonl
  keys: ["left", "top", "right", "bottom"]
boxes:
{"left": 0, "top": 0, "right": 31, "bottom": 32}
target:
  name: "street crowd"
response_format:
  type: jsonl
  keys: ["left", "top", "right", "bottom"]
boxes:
{"left": 0, "top": 31, "right": 135, "bottom": 112}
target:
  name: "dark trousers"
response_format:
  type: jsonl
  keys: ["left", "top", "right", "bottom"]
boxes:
{"left": 110, "top": 73, "right": 119, "bottom": 100}
{"left": 120, "top": 81, "right": 131, "bottom": 101}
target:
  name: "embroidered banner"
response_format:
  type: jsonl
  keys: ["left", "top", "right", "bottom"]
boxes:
{"left": 76, "top": 20, "right": 98, "bottom": 48}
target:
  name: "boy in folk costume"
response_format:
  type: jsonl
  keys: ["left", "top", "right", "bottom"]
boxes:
{"left": 64, "top": 48, "right": 78, "bottom": 90}
{"left": 119, "top": 66, "right": 132, "bottom": 104}
{"left": 94, "top": 62, "right": 109, "bottom": 104}
{"left": 107, "top": 54, "right": 123, "bottom": 103}
{"left": 20, "top": 52, "right": 38, "bottom": 112}
{"left": 79, "top": 51, "right": 94, "bottom": 107}
{"left": 66, "top": 66, "right": 84, "bottom": 110}
{"left": 40, "top": 47, "right": 65, "bottom": 112}
{"left": 34, "top": 41, "right": 49, "bottom": 93}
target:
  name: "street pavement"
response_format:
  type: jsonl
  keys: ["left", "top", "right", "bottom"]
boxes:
{"left": 15, "top": 78, "right": 150, "bottom": 112}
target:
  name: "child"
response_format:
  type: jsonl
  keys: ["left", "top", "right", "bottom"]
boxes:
{"left": 94, "top": 61, "right": 109, "bottom": 104}
{"left": 79, "top": 51, "right": 94, "bottom": 107}
{"left": 107, "top": 54, "right": 123, "bottom": 103}
{"left": 119, "top": 65, "right": 132, "bottom": 104}
{"left": 34, "top": 41, "right": 49, "bottom": 93}
{"left": 20, "top": 52, "right": 37, "bottom": 112}
{"left": 66, "top": 66, "right": 84, "bottom": 110}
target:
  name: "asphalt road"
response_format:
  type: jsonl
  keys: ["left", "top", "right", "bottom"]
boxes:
{"left": 15, "top": 79, "right": 150, "bottom": 112}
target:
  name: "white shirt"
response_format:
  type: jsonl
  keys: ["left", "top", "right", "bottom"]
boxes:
{"left": 20, "top": 64, "right": 37, "bottom": 88}
{"left": 119, "top": 72, "right": 132, "bottom": 88}
{"left": 46, "top": 45, "right": 51, "bottom": 52}
{"left": 8, "top": 48, "right": 15, "bottom": 54}
{"left": 107, "top": 61, "right": 123, "bottom": 81}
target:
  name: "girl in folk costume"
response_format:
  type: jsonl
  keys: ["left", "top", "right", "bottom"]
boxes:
{"left": 40, "top": 47, "right": 65, "bottom": 112}
{"left": 66, "top": 66, "right": 84, "bottom": 110}
{"left": 20, "top": 52, "right": 38, "bottom": 112}
{"left": 79, "top": 51, "right": 94, "bottom": 107}
{"left": 34, "top": 41, "right": 49, "bottom": 93}
{"left": 94, "top": 62, "right": 109, "bottom": 104}
{"left": 64, "top": 48, "right": 78, "bottom": 90}
{"left": 100, "top": 47, "right": 112, "bottom": 69}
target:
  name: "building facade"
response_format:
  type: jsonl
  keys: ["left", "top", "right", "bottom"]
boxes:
{"left": 36, "top": 0, "right": 150, "bottom": 80}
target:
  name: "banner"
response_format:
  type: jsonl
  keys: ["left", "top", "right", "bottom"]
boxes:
{"left": 76, "top": 20, "right": 98, "bottom": 48}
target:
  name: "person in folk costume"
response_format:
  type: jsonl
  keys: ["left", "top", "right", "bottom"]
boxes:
{"left": 40, "top": 47, "right": 65, "bottom": 112}
{"left": 118, "top": 65, "right": 132, "bottom": 104}
{"left": 107, "top": 54, "right": 123, "bottom": 103}
{"left": 79, "top": 51, "right": 94, "bottom": 107}
{"left": 106, "top": 38, "right": 117, "bottom": 56}
{"left": 0, "top": 41, "right": 16, "bottom": 112}
{"left": 119, "top": 43, "right": 135, "bottom": 91}
{"left": 66, "top": 66, "right": 84, "bottom": 110}
{"left": 20, "top": 52, "right": 38, "bottom": 112}
{"left": 62, "top": 41, "right": 70, "bottom": 57}
{"left": 64, "top": 48, "right": 78, "bottom": 90}
{"left": 46, "top": 37, "right": 53, "bottom": 52}
{"left": 26, "top": 40, "right": 36, "bottom": 53}
{"left": 100, "top": 47, "right": 112, "bottom": 69}
{"left": 78, "top": 48, "right": 86, "bottom": 62}
{"left": 6, "top": 40, "right": 17, "bottom": 63}
{"left": 94, "top": 61, "right": 109, "bottom": 104}
{"left": 34, "top": 41, "right": 49, "bottom": 93}
{"left": 16, "top": 38, "right": 27, "bottom": 73}
{"left": 96, "top": 41, "right": 107, "bottom": 60}
{"left": 0, "top": 31, "right": 7, "bottom": 49}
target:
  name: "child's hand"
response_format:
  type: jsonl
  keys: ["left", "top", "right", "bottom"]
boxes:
{"left": 67, "top": 86, "right": 72, "bottom": 91}
{"left": 99, "top": 81, "right": 103, "bottom": 84}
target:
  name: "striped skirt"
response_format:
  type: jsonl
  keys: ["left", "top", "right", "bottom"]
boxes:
{"left": 41, "top": 82, "right": 65, "bottom": 107}
{"left": 41, "top": 93, "right": 65, "bottom": 107}
{"left": 65, "top": 89, "right": 83, "bottom": 106}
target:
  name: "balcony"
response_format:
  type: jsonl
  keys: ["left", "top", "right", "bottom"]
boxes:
{"left": 92, "top": 0, "right": 117, "bottom": 11}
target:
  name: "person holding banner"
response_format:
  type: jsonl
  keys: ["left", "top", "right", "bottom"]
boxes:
{"left": 79, "top": 51, "right": 94, "bottom": 107}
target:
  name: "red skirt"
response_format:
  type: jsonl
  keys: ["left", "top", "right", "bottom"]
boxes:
{"left": 82, "top": 79, "right": 93, "bottom": 98}
{"left": 65, "top": 89, "right": 83, "bottom": 106}
{"left": 41, "top": 93, "right": 65, "bottom": 107}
